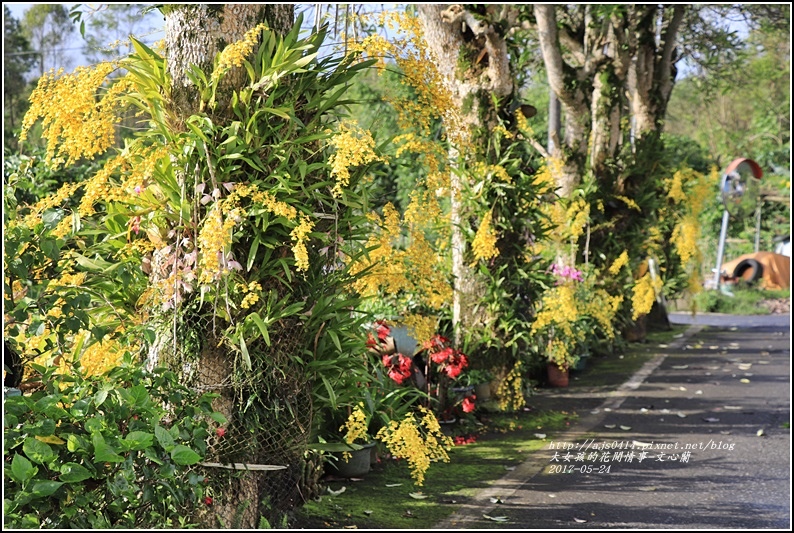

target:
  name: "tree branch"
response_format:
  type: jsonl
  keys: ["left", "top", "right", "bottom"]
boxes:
{"left": 657, "top": 5, "right": 685, "bottom": 104}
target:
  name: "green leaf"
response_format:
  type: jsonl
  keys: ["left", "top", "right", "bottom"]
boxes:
{"left": 122, "top": 431, "right": 154, "bottom": 451}
{"left": 92, "top": 434, "right": 125, "bottom": 463}
{"left": 247, "top": 236, "right": 261, "bottom": 272}
{"left": 30, "top": 480, "right": 63, "bottom": 497}
{"left": 66, "top": 434, "right": 89, "bottom": 453}
{"left": 327, "top": 330, "right": 342, "bottom": 353}
{"left": 27, "top": 418, "right": 56, "bottom": 437}
{"left": 170, "top": 445, "right": 201, "bottom": 465}
{"left": 248, "top": 312, "right": 271, "bottom": 346}
{"left": 154, "top": 424, "right": 175, "bottom": 451}
{"left": 11, "top": 453, "right": 37, "bottom": 484}
{"left": 23, "top": 437, "right": 56, "bottom": 465}
{"left": 94, "top": 387, "right": 109, "bottom": 407}
{"left": 209, "top": 412, "right": 228, "bottom": 425}
{"left": 128, "top": 385, "right": 152, "bottom": 408}
{"left": 60, "top": 462, "right": 93, "bottom": 483}
{"left": 240, "top": 335, "right": 252, "bottom": 371}
{"left": 70, "top": 399, "right": 90, "bottom": 418}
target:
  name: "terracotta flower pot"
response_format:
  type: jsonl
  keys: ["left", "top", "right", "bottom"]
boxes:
{"left": 547, "top": 363, "right": 569, "bottom": 388}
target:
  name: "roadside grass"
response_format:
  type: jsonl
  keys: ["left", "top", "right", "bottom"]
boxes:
{"left": 675, "top": 287, "right": 789, "bottom": 315}
{"left": 290, "top": 409, "right": 573, "bottom": 529}
{"left": 290, "top": 325, "right": 688, "bottom": 529}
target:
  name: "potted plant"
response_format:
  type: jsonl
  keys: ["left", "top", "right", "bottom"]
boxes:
{"left": 463, "top": 369, "right": 494, "bottom": 401}
{"left": 328, "top": 403, "right": 377, "bottom": 478}
{"left": 546, "top": 337, "right": 577, "bottom": 387}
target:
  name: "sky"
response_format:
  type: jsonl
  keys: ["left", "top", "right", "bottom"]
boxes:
{"left": 4, "top": 2, "right": 165, "bottom": 71}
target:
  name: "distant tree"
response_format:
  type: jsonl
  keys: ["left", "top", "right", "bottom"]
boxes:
{"left": 22, "top": 3, "right": 76, "bottom": 76}
{"left": 4, "top": 5, "right": 37, "bottom": 150}
{"left": 80, "top": 4, "right": 162, "bottom": 64}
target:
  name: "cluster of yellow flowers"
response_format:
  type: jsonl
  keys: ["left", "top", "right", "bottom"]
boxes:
{"left": 472, "top": 161, "right": 511, "bottom": 184}
{"left": 402, "top": 313, "right": 438, "bottom": 345}
{"left": 546, "top": 338, "right": 571, "bottom": 371}
{"left": 471, "top": 211, "right": 499, "bottom": 263}
{"left": 327, "top": 121, "right": 387, "bottom": 197}
{"left": 374, "top": 406, "right": 453, "bottom": 486}
{"left": 670, "top": 219, "right": 701, "bottom": 266}
{"left": 78, "top": 332, "right": 126, "bottom": 377}
{"left": 350, "top": 201, "right": 452, "bottom": 312}
{"left": 665, "top": 166, "right": 719, "bottom": 284}
{"left": 196, "top": 205, "right": 232, "bottom": 285}
{"left": 212, "top": 22, "right": 269, "bottom": 81}
{"left": 349, "top": 11, "right": 469, "bottom": 154}
{"left": 615, "top": 195, "right": 641, "bottom": 212}
{"left": 341, "top": 404, "right": 370, "bottom": 445}
{"left": 532, "top": 272, "right": 623, "bottom": 368}
{"left": 609, "top": 250, "right": 630, "bottom": 276}
{"left": 21, "top": 62, "right": 122, "bottom": 168}
{"left": 632, "top": 272, "right": 662, "bottom": 320}
{"left": 495, "top": 361, "right": 526, "bottom": 411}
{"left": 290, "top": 214, "right": 315, "bottom": 272}
{"left": 239, "top": 281, "right": 262, "bottom": 310}
{"left": 532, "top": 284, "right": 579, "bottom": 339}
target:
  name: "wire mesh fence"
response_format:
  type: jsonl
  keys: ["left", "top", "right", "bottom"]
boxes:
{"left": 150, "top": 307, "right": 322, "bottom": 527}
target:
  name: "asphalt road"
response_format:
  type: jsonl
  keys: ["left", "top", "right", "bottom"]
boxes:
{"left": 439, "top": 314, "right": 791, "bottom": 529}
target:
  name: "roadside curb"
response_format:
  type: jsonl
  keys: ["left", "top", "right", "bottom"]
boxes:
{"left": 437, "top": 324, "right": 704, "bottom": 528}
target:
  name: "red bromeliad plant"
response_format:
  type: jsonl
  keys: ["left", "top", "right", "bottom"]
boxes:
{"left": 370, "top": 324, "right": 475, "bottom": 418}
{"left": 423, "top": 334, "right": 469, "bottom": 380}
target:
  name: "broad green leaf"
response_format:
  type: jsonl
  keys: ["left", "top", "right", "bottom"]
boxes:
{"left": 209, "top": 412, "right": 228, "bottom": 425}
{"left": 30, "top": 480, "right": 63, "bottom": 497}
{"left": 94, "top": 387, "right": 109, "bottom": 407}
{"left": 155, "top": 424, "right": 175, "bottom": 451}
{"left": 170, "top": 445, "right": 201, "bottom": 466}
{"left": 66, "top": 434, "right": 89, "bottom": 453}
{"left": 92, "top": 434, "right": 125, "bottom": 463}
{"left": 70, "top": 399, "right": 90, "bottom": 418}
{"left": 128, "top": 385, "right": 152, "bottom": 408}
{"left": 122, "top": 431, "right": 154, "bottom": 451}
{"left": 59, "top": 462, "right": 93, "bottom": 483}
{"left": 11, "top": 454, "right": 37, "bottom": 484}
{"left": 27, "top": 418, "right": 56, "bottom": 437}
{"left": 23, "top": 438, "right": 55, "bottom": 464}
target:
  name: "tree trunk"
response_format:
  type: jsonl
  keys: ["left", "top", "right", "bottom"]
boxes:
{"left": 161, "top": 5, "right": 295, "bottom": 528}
{"left": 417, "top": 4, "right": 515, "bottom": 344}
{"left": 166, "top": 4, "right": 294, "bottom": 119}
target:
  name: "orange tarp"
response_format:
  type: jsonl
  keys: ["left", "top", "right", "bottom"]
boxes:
{"left": 720, "top": 252, "right": 790, "bottom": 290}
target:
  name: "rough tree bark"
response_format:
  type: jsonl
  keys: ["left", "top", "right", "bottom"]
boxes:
{"left": 533, "top": 4, "right": 684, "bottom": 195}
{"left": 416, "top": 4, "right": 515, "bottom": 347}
{"left": 160, "top": 4, "right": 295, "bottom": 528}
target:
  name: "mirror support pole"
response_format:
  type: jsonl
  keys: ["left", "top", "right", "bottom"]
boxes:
{"left": 713, "top": 209, "right": 731, "bottom": 290}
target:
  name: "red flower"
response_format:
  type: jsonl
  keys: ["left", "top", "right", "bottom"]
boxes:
{"left": 375, "top": 321, "right": 390, "bottom": 341}
{"left": 216, "top": 428, "right": 226, "bottom": 438}
{"left": 382, "top": 354, "right": 394, "bottom": 367}
{"left": 398, "top": 353, "right": 413, "bottom": 373}
{"left": 453, "top": 434, "right": 478, "bottom": 445}
{"left": 445, "top": 364, "right": 463, "bottom": 379}
{"left": 388, "top": 368, "right": 407, "bottom": 384}
{"left": 366, "top": 332, "right": 377, "bottom": 348}
{"left": 430, "top": 346, "right": 453, "bottom": 364}
{"left": 461, "top": 395, "right": 476, "bottom": 413}
{"left": 456, "top": 352, "right": 468, "bottom": 369}
{"left": 204, "top": 496, "right": 213, "bottom": 506}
